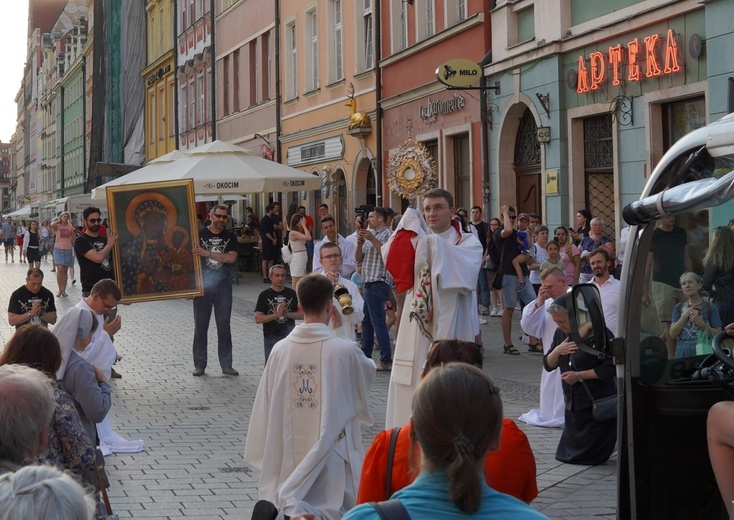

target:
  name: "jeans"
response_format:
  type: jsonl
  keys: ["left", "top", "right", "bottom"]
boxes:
{"left": 478, "top": 269, "right": 490, "bottom": 308}
{"left": 263, "top": 336, "right": 280, "bottom": 365}
{"left": 192, "top": 281, "right": 233, "bottom": 370}
{"left": 361, "top": 281, "right": 392, "bottom": 364}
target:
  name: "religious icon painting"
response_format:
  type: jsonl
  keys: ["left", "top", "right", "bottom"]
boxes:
{"left": 106, "top": 180, "right": 204, "bottom": 303}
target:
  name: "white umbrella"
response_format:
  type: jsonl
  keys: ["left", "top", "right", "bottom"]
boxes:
{"left": 91, "top": 140, "right": 320, "bottom": 200}
{"left": 4, "top": 206, "right": 32, "bottom": 218}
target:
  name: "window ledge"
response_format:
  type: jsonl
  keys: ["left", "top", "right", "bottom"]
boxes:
{"left": 304, "top": 87, "right": 320, "bottom": 97}
{"left": 326, "top": 78, "right": 346, "bottom": 89}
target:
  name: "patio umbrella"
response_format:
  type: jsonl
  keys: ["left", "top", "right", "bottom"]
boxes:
{"left": 4, "top": 206, "right": 32, "bottom": 218}
{"left": 91, "top": 140, "right": 320, "bottom": 200}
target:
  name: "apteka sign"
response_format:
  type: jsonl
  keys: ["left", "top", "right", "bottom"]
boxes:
{"left": 576, "top": 29, "right": 682, "bottom": 93}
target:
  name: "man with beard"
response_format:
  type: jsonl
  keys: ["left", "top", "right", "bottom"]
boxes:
{"left": 191, "top": 205, "right": 239, "bottom": 377}
{"left": 589, "top": 248, "right": 620, "bottom": 333}
{"left": 74, "top": 207, "right": 117, "bottom": 298}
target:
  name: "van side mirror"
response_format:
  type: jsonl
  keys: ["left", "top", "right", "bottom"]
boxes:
{"left": 568, "top": 284, "right": 613, "bottom": 357}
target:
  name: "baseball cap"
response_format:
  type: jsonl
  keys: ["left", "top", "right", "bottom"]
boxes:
{"left": 517, "top": 213, "right": 530, "bottom": 220}
{"left": 385, "top": 207, "right": 397, "bottom": 217}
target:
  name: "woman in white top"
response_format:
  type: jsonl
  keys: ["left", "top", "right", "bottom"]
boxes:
{"left": 288, "top": 213, "right": 311, "bottom": 290}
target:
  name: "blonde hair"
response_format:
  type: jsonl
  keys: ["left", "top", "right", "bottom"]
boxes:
{"left": 703, "top": 226, "right": 734, "bottom": 273}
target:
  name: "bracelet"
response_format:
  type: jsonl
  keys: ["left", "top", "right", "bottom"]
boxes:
{"left": 577, "top": 372, "right": 583, "bottom": 382}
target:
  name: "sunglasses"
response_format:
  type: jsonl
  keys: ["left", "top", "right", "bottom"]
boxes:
{"left": 87, "top": 218, "right": 102, "bottom": 224}
{"left": 509, "top": 216, "right": 517, "bottom": 220}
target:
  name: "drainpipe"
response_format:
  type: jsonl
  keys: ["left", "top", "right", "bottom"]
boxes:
{"left": 479, "top": 48, "right": 492, "bottom": 217}
{"left": 173, "top": 0, "right": 179, "bottom": 149}
{"left": 374, "top": 0, "right": 383, "bottom": 206}
{"left": 210, "top": 0, "right": 216, "bottom": 140}
{"left": 274, "top": 0, "right": 281, "bottom": 163}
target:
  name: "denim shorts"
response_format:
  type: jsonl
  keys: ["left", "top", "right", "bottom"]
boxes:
{"left": 54, "top": 248, "right": 73, "bottom": 267}
{"left": 502, "top": 274, "right": 536, "bottom": 309}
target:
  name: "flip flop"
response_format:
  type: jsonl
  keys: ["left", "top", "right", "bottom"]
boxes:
{"left": 528, "top": 343, "right": 543, "bottom": 353}
{"left": 503, "top": 345, "right": 521, "bottom": 355}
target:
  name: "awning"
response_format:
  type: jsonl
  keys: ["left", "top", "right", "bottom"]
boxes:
{"left": 4, "top": 206, "right": 32, "bottom": 218}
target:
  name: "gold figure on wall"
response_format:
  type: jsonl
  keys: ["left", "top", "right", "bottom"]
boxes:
{"left": 346, "top": 83, "right": 371, "bottom": 129}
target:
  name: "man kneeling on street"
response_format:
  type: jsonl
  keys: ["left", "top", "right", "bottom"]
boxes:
{"left": 245, "top": 273, "right": 376, "bottom": 520}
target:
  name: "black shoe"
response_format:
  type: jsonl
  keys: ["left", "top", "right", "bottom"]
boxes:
{"left": 263, "top": 277, "right": 270, "bottom": 283}
{"left": 110, "top": 368, "right": 122, "bottom": 379}
{"left": 251, "top": 500, "right": 278, "bottom": 520}
{"left": 192, "top": 367, "right": 205, "bottom": 377}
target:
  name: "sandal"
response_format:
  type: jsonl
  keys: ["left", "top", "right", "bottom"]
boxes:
{"left": 503, "top": 344, "right": 521, "bottom": 355}
{"left": 528, "top": 343, "right": 543, "bottom": 353}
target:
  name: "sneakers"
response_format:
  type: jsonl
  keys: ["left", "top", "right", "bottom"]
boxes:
{"left": 478, "top": 316, "right": 488, "bottom": 325}
{"left": 192, "top": 367, "right": 205, "bottom": 377}
{"left": 489, "top": 307, "right": 500, "bottom": 317}
{"left": 478, "top": 305, "right": 490, "bottom": 316}
{"left": 222, "top": 367, "right": 239, "bottom": 376}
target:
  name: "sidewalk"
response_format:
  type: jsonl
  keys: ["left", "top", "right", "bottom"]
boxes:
{"left": 0, "top": 262, "right": 616, "bottom": 519}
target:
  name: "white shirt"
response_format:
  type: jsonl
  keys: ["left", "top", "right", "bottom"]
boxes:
{"left": 593, "top": 275, "right": 620, "bottom": 335}
{"left": 313, "top": 234, "right": 357, "bottom": 278}
{"left": 328, "top": 276, "right": 364, "bottom": 342}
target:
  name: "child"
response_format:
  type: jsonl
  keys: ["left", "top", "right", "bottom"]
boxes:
{"left": 540, "top": 240, "right": 566, "bottom": 278}
{"left": 512, "top": 214, "right": 533, "bottom": 291}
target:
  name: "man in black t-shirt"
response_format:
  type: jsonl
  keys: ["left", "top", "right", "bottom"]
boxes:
{"left": 254, "top": 264, "right": 303, "bottom": 363}
{"left": 191, "top": 204, "right": 239, "bottom": 377}
{"left": 470, "top": 206, "right": 490, "bottom": 314}
{"left": 493, "top": 205, "right": 536, "bottom": 354}
{"left": 7, "top": 268, "right": 57, "bottom": 329}
{"left": 74, "top": 207, "right": 117, "bottom": 297}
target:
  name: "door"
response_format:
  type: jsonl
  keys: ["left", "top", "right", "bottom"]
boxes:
{"left": 514, "top": 108, "right": 541, "bottom": 215}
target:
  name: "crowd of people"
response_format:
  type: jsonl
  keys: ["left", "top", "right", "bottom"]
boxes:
{"left": 3, "top": 195, "right": 733, "bottom": 518}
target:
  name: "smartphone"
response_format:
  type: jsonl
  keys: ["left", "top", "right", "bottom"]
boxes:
{"left": 104, "top": 306, "right": 118, "bottom": 322}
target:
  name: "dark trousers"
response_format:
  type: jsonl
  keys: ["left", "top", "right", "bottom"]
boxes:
{"left": 192, "top": 281, "right": 233, "bottom": 369}
{"left": 361, "top": 281, "right": 392, "bottom": 364}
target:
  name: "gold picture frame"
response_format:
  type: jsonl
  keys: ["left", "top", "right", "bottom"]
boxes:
{"left": 106, "top": 179, "right": 204, "bottom": 303}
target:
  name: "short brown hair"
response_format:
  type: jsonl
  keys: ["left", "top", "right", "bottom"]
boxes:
{"left": 90, "top": 279, "right": 122, "bottom": 301}
{"left": 296, "top": 274, "right": 334, "bottom": 315}
{"left": 423, "top": 188, "right": 454, "bottom": 209}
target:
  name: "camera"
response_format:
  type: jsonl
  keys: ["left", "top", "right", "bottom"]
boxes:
{"left": 355, "top": 204, "right": 374, "bottom": 229}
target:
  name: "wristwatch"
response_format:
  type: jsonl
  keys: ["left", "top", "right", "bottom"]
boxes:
{"left": 577, "top": 372, "right": 583, "bottom": 382}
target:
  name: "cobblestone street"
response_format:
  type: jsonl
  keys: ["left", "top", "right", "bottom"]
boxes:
{"left": 0, "top": 261, "right": 617, "bottom": 519}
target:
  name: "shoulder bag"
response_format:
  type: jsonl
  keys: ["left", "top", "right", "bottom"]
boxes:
{"left": 281, "top": 243, "right": 292, "bottom": 264}
{"left": 572, "top": 358, "right": 617, "bottom": 422}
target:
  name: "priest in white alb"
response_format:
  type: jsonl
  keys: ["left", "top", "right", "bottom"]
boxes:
{"left": 244, "top": 274, "right": 375, "bottom": 520}
{"left": 318, "top": 241, "right": 364, "bottom": 343}
{"left": 518, "top": 266, "right": 568, "bottom": 428}
{"left": 383, "top": 188, "right": 483, "bottom": 429}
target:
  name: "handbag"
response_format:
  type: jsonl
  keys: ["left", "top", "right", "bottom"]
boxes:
{"left": 572, "top": 358, "right": 617, "bottom": 422}
{"left": 695, "top": 301, "right": 714, "bottom": 355}
{"left": 94, "top": 450, "right": 119, "bottom": 520}
{"left": 281, "top": 243, "right": 292, "bottom": 264}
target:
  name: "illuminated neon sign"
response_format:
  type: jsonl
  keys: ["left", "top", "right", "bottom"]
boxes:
{"left": 576, "top": 29, "right": 682, "bottom": 93}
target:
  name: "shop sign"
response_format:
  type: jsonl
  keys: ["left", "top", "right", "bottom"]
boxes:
{"left": 286, "top": 136, "right": 345, "bottom": 167}
{"left": 419, "top": 94, "right": 465, "bottom": 125}
{"left": 435, "top": 59, "right": 483, "bottom": 88}
{"left": 575, "top": 29, "right": 682, "bottom": 94}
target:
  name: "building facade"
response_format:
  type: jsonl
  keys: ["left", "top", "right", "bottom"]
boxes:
{"left": 380, "top": 0, "right": 491, "bottom": 214}
{"left": 143, "top": 0, "right": 176, "bottom": 161}
{"left": 215, "top": 0, "right": 277, "bottom": 162}
{"left": 279, "top": 0, "right": 378, "bottom": 235}
{"left": 484, "top": 0, "right": 733, "bottom": 239}
{"left": 0, "top": 142, "right": 10, "bottom": 212}
{"left": 177, "top": 0, "right": 214, "bottom": 151}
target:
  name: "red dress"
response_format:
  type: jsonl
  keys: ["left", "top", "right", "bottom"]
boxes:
{"left": 357, "top": 418, "right": 538, "bottom": 504}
